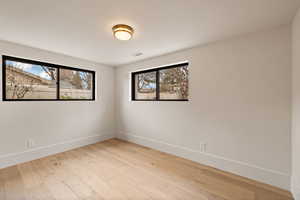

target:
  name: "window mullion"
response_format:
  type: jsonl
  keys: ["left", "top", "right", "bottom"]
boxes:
{"left": 57, "top": 67, "right": 60, "bottom": 100}
{"left": 156, "top": 70, "right": 160, "bottom": 100}
{"left": 132, "top": 73, "right": 135, "bottom": 100}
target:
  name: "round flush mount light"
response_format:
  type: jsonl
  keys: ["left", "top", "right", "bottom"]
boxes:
{"left": 112, "top": 24, "right": 134, "bottom": 41}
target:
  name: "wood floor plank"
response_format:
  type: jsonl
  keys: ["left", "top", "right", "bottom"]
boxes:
{"left": 31, "top": 158, "right": 80, "bottom": 200}
{"left": 0, "top": 168, "right": 6, "bottom": 200}
{"left": 107, "top": 175, "right": 153, "bottom": 200}
{"left": 59, "top": 149, "right": 128, "bottom": 200}
{"left": 1, "top": 166, "right": 27, "bottom": 200}
{"left": 0, "top": 138, "right": 293, "bottom": 200}
{"left": 17, "top": 162, "right": 55, "bottom": 200}
{"left": 54, "top": 152, "right": 105, "bottom": 199}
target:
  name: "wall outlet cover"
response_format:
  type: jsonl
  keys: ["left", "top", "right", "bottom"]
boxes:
{"left": 200, "top": 143, "right": 207, "bottom": 152}
{"left": 27, "top": 139, "right": 36, "bottom": 148}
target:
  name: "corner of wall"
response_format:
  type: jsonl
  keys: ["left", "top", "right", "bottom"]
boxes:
{"left": 292, "top": 177, "right": 300, "bottom": 200}
{"left": 113, "top": 66, "right": 119, "bottom": 138}
{"left": 292, "top": 5, "right": 300, "bottom": 200}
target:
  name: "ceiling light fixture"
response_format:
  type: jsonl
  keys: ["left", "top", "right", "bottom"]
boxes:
{"left": 112, "top": 24, "right": 134, "bottom": 41}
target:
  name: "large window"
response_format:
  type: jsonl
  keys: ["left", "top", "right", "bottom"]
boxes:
{"left": 132, "top": 62, "right": 189, "bottom": 101}
{"left": 2, "top": 55, "right": 95, "bottom": 101}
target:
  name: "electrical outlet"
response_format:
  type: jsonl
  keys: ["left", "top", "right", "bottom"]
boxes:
{"left": 200, "top": 143, "right": 207, "bottom": 152}
{"left": 26, "top": 139, "right": 35, "bottom": 148}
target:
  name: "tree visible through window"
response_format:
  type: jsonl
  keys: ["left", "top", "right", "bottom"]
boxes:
{"left": 5, "top": 60, "right": 57, "bottom": 99}
{"left": 134, "top": 71, "right": 157, "bottom": 100}
{"left": 60, "top": 68, "right": 94, "bottom": 100}
{"left": 132, "top": 62, "right": 189, "bottom": 101}
{"left": 160, "top": 65, "right": 188, "bottom": 100}
{"left": 3, "top": 56, "right": 95, "bottom": 101}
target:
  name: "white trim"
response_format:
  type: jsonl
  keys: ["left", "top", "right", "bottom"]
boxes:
{"left": 292, "top": 177, "right": 300, "bottom": 200}
{"left": 0, "top": 133, "right": 114, "bottom": 169}
{"left": 117, "top": 133, "right": 291, "bottom": 190}
{"left": 292, "top": 186, "right": 300, "bottom": 200}
{"left": 129, "top": 60, "right": 189, "bottom": 73}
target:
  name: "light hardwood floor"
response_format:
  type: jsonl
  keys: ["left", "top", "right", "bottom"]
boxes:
{"left": 0, "top": 139, "right": 293, "bottom": 200}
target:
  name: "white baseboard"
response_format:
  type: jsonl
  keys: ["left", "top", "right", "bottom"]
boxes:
{"left": 292, "top": 178, "right": 300, "bottom": 200}
{"left": 0, "top": 133, "right": 114, "bottom": 169}
{"left": 292, "top": 187, "right": 300, "bottom": 200}
{"left": 118, "top": 133, "right": 290, "bottom": 191}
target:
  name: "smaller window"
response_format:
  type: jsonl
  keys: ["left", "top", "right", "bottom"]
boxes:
{"left": 59, "top": 68, "right": 94, "bottom": 100}
{"left": 134, "top": 71, "right": 157, "bottom": 100}
{"left": 132, "top": 62, "right": 189, "bottom": 101}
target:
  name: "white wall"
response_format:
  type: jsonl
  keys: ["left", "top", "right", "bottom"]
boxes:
{"left": 115, "top": 25, "right": 292, "bottom": 190}
{"left": 292, "top": 8, "right": 300, "bottom": 200}
{"left": 0, "top": 40, "right": 115, "bottom": 168}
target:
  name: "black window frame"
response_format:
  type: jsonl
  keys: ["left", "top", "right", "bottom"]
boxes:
{"left": 2, "top": 55, "right": 96, "bottom": 101}
{"left": 131, "top": 62, "right": 189, "bottom": 101}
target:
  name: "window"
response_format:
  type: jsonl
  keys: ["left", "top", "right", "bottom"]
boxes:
{"left": 134, "top": 71, "right": 157, "bottom": 100}
{"left": 59, "top": 68, "right": 94, "bottom": 100}
{"left": 132, "top": 62, "right": 189, "bottom": 101}
{"left": 2, "top": 55, "right": 95, "bottom": 101}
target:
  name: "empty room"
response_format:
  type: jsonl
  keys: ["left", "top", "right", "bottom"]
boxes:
{"left": 1, "top": 0, "right": 300, "bottom": 199}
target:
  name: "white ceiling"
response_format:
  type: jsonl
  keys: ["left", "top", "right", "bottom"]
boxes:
{"left": 0, "top": 0, "right": 300, "bottom": 66}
